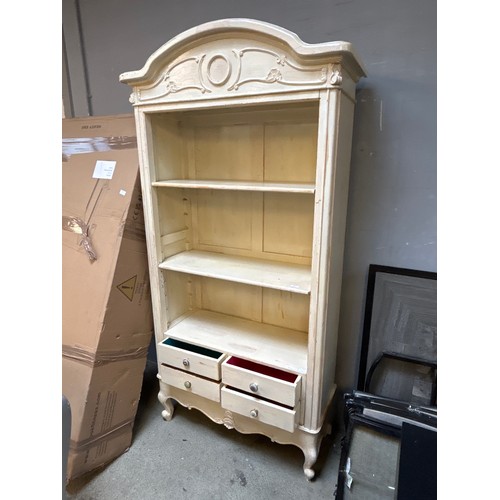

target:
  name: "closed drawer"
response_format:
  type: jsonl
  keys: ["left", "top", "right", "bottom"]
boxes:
{"left": 222, "top": 357, "right": 301, "bottom": 407}
{"left": 221, "top": 386, "right": 297, "bottom": 433}
{"left": 159, "top": 365, "right": 222, "bottom": 402}
{"left": 157, "top": 337, "right": 225, "bottom": 380}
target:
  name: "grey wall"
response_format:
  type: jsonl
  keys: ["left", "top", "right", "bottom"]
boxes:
{"left": 62, "top": 0, "right": 436, "bottom": 417}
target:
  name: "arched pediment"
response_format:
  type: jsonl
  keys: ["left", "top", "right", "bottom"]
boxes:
{"left": 120, "top": 19, "right": 366, "bottom": 104}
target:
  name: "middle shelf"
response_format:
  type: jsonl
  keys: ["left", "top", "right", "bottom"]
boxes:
{"left": 152, "top": 179, "right": 316, "bottom": 193}
{"left": 158, "top": 250, "right": 312, "bottom": 294}
{"left": 165, "top": 309, "right": 308, "bottom": 374}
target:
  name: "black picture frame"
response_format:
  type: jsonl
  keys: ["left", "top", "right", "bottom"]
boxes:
{"left": 357, "top": 264, "right": 437, "bottom": 398}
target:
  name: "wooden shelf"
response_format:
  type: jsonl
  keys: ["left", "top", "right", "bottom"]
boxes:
{"left": 159, "top": 250, "right": 311, "bottom": 294}
{"left": 152, "top": 179, "right": 316, "bottom": 193}
{"left": 165, "top": 309, "right": 308, "bottom": 374}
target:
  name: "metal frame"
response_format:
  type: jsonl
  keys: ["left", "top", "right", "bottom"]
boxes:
{"left": 335, "top": 390, "right": 437, "bottom": 499}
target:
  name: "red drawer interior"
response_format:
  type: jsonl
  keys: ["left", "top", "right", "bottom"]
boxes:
{"left": 226, "top": 356, "right": 297, "bottom": 383}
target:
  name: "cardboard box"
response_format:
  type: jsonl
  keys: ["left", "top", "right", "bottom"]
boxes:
{"left": 62, "top": 114, "right": 154, "bottom": 481}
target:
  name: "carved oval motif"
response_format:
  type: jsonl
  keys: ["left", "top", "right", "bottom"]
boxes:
{"left": 206, "top": 54, "right": 231, "bottom": 86}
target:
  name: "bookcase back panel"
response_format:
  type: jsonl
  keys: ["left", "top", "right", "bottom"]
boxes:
{"left": 262, "top": 289, "right": 310, "bottom": 332}
{"left": 193, "top": 124, "right": 263, "bottom": 181}
{"left": 163, "top": 272, "right": 310, "bottom": 334}
{"left": 199, "top": 277, "right": 263, "bottom": 323}
{"left": 148, "top": 101, "right": 319, "bottom": 184}
{"left": 263, "top": 122, "right": 317, "bottom": 183}
{"left": 195, "top": 190, "right": 257, "bottom": 251}
{"left": 263, "top": 193, "right": 314, "bottom": 258}
{"left": 193, "top": 190, "right": 313, "bottom": 261}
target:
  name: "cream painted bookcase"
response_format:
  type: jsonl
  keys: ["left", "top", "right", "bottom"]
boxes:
{"left": 120, "top": 19, "right": 365, "bottom": 479}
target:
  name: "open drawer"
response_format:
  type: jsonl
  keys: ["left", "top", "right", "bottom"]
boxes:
{"left": 157, "top": 337, "right": 226, "bottom": 380}
{"left": 221, "top": 386, "right": 297, "bottom": 433}
{"left": 222, "top": 356, "right": 301, "bottom": 407}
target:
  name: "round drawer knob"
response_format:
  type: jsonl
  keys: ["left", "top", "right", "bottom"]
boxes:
{"left": 249, "top": 383, "right": 258, "bottom": 393}
{"left": 250, "top": 409, "right": 258, "bottom": 418}
{"left": 184, "top": 381, "right": 191, "bottom": 389}
{"left": 182, "top": 358, "right": 190, "bottom": 367}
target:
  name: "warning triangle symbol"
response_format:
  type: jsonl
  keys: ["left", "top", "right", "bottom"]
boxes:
{"left": 117, "top": 275, "right": 137, "bottom": 302}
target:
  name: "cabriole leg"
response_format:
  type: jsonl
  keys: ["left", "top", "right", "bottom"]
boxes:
{"left": 158, "top": 391, "right": 174, "bottom": 421}
{"left": 302, "top": 436, "right": 320, "bottom": 480}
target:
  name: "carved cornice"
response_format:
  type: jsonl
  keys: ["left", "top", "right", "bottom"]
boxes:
{"left": 131, "top": 45, "right": 344, "bottom": 104}
{"left": 119, "top": 19, "right": 366, "bottom": 88}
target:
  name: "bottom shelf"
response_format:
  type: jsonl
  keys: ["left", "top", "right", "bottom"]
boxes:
{"left": 165, "top": 309, "right": 308, "bottom": 374}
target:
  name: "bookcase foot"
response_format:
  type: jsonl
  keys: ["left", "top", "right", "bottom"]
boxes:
{"left": 158, "top": 391, "right": 175, "bottom": 421}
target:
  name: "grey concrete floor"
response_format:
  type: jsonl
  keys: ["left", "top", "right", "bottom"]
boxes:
{"left": 66, "top": 361, "right": 343, "bottom": 499}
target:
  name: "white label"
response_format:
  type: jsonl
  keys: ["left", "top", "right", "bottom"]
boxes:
{"left": 345, "top": 457, "right": 353, "bottom": 489}
{"left": 346, "top": 473, "right": 353, "bottom": 489}
{"left": 119, "top": 189, "right": 127, "bottom": 196}
{"left": 92, "top": 160, "right": 116, "bottom": 179}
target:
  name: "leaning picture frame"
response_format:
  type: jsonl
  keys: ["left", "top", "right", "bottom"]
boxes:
{"left": 357, "top": 264, "right": 437, "bottom": 406}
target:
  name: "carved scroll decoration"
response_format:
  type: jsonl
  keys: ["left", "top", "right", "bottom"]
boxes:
{"left": 206, "top": 54, "right": 232, "bottom": 86}
{"left": 136, "top": 55, "right": 212, "bottom": 102}
{"left": 132, "top": 46, "right": 342, "bottom": 103}
{"left": 216, "top": 410, "right": 235, "bottom": 429}
{"left": 227, "top": 47, "right": 328, "bottom": 91}
{"left": 330, "top": 64, "right": 343, "bottom": 87}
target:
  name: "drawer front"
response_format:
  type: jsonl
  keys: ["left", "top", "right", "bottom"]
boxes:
{"left": 221, "top": 386, "right": 297, "bottom": 433}
{"left": 222, "top": 357, "right": 301, "bottom": 407}
{"left": 160, "top": 365, "right": 221, "bottom": 402}
{"left": 157, "top": 338, "right": 225, "bottom": 380}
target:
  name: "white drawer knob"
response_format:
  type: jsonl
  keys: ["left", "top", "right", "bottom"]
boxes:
{"left": 184, "top": 381, "right": 191, "bottom": 389}
{"left": 182, "top": 358, "right": 190, "bottom": 367}
{"left": 250, "top": 409, "right": 258, "bottom": 418}
{"left": 249, "top": 383, "right": 258, "bottom": 392}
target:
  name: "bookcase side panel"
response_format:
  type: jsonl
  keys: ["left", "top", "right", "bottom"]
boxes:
{"left": 303, "top": 89, "right": 339, "bottom": 430}
{"left": 134, "top": 109, "right": 169, "bottom": 347}
{"left": 150, "top": 114, "right": 186, "bottom": 180}
{"left": 318, "top": 92, "right": 356, "bottom": 423}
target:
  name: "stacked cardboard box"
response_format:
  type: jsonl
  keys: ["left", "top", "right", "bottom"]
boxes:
{"left": 62, "top": 114, "right": 154, "bottom": 480}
